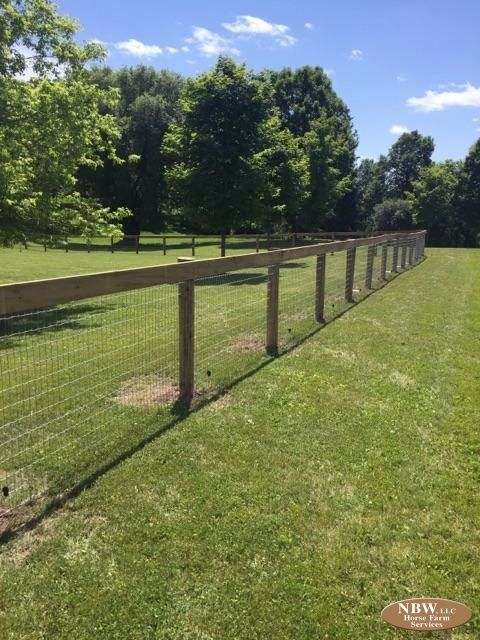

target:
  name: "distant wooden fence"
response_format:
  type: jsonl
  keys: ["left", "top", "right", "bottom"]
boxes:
{"left": 24, "top": 231, "right": 400, "bottom": 257}
{"left": 1, "top": 231, "right": 426, "bottom": 407}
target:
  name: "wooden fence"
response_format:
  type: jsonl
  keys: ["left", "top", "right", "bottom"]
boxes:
{"left": 1, "top": 231, "right": 426, "bottom": 407}
{"left": 24, "top": 231, "right": 396, "bottom": 257}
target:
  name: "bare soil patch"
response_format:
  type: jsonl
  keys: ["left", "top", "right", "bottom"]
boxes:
{"left": 112, "top": 374, "right": 178, "bottom": 408}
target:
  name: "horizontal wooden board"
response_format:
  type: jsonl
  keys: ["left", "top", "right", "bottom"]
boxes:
{"left": 0, "top": 232, "right": 426, "bottom": 315}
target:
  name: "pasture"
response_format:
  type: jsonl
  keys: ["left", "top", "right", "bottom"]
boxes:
{"left": 0, "top": 246, "right": 479, "bottom": 639}
{"left": 0, "top": 236, "right": 267, "bottom": 283}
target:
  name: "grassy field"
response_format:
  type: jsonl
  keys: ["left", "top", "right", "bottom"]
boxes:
{"left": 1, "top": 247, "right": 479, "bottom": 638}
{"left": 1, "top": 240, "right": 375, "bottom": 510}
{"left": 0, "top": 236, "right": 289, "bottom": 284}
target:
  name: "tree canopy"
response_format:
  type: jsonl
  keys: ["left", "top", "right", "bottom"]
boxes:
{"left": 80, "top": 66, "right": 185, "bottom": 233}
{"left": 164, "top": 57, "right": 274, "bottom": 235}
{"left": 0, "top": 0, "right": 129, "bottom": 244}
{"left": 384, "top": 131, "right": 434, "bottom": 199}
{"left": 1, "top": 3, "right": 479, "bottom": 247}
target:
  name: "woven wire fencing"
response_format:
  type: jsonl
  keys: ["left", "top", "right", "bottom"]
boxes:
{"left": 0, "top": 232, "right": 425, "bottom": 526}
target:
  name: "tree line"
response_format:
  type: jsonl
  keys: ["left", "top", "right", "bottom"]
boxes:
{"left": 1, "top": 0, "right": 479, "bottom": 246}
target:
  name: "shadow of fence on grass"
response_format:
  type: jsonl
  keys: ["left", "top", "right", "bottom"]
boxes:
{"left": 0, "top": 263, "right": 419, "bottom": 546}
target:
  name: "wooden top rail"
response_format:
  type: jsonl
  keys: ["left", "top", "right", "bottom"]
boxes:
{"left": 0, "top": 231, "right": 426, "bottom": 315}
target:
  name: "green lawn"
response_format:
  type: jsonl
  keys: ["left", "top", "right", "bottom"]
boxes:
{"left": 0, "top": 236, "right": 289, "bottom": 284}
{"left": 0, "top": 248, "right": 479, "bottom": 638}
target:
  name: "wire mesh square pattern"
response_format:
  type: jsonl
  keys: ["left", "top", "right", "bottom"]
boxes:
{"left": 0, "top": 232, "right": 425, "bottom": 517}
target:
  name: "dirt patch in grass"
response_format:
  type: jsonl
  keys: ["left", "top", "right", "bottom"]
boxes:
{"left": 112, "top": 374, "right": 179, "bottom": 408}
{"left": 228, "top": 335, "right": 265, "bottom": 353}
{"left": 0, "top": 474, "right": 50, "bottom": 537}
{"left": 389, "top": 370, "right": 416, "bottom": 388}
{"left": 112, "top": 375, "right": 223, "bottom": 409}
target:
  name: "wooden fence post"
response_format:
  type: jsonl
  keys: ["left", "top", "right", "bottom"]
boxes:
{"left": 380, "top": 242, "right": 388, "bottom": 280}
{"left": 266, "top": 264, "right": 280, "bottom": 356}
{"left": 178, "top": 257, "right": 195, "bottom": 407}
{"left": 365, "top": 244, "right": 375, "bottom": 289}
{"left": 111, "top": 236, "right": 114, "bottom": 254}
{"left": 255, "top": 235, "right": 260, "bottom": 253}
{"left": 136, "top": 235, "right": 140, "bottom": 255}
{"left": 192, "top": 237, "right": 195, "bottom": 257}
{"left": 163, "top": 236, "right": 167, "bottom": 256}
{"left": 401, "top": 241, "right": 407, "bottom": 268}
{"left": 315, "top": 254, "right": 326, "bottom": 323}
{"left": 392, "top": 240, "right": 399, "bottom": 272}
{"left": 408, "top": 240, "right": 414, "bottom": 265}
{"left": 345, "top": 247, "right": 356, "bottom": 303}
{"left": 220, "top": 234, "right": 226, "bottom": 257}
{"left": 415, "top": 237, "right": 421, "bottom": 261}
{"left": 65, "top": 237, "right": 69, "bottom": 253}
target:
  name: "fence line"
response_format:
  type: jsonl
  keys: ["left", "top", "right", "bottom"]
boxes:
{"left": 22, "top": 230, "right": 411, "bottom": 257}
{"left": 0, "top": 231, "right": 426, "bottom": 519}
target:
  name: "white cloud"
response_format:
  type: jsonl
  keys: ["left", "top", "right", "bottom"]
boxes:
{"left": 407, "top": 83, "right": 480, "bottom": 112}
{"left": 473, "top": 117, "right": 479, "bottom": 122}
{"left": 116, "top": 39, "right": 163, "bottom": 57}
{"left": 305, "top": 22, "right": 314, "bottom": 30}
{"left": 349, "top": 49, "right": 364, "bottom": 61}
{"left": 166, "top": 47, "right": 179, "bottom": 54}
{"left": 325, "top": 68, "right": 335, "bottom": 77}
{"left": 187, "top": 27, "right": 240, "bottom": 57}
{"left": 390, "top": 125, "right": 410, "bottom": 135}
{"left": 396, "top": 74, "right": 408, "bottom": 82}
{"left": 222, "top": 15, "right": 296, "bottom": 47}
{"left": 181, "top": 46, "right": 190, "bottom": 53}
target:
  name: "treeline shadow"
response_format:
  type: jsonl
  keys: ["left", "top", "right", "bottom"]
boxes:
{"left": 0, "top": 304, "right": 115, "bottom": 350}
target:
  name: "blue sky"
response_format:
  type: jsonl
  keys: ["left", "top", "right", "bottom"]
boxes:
{"left": 56, "top": 0, "right": 480, "bottom": 161}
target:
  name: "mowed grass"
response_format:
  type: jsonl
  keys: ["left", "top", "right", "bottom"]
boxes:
{"left": 0, "top": 236, "right": 288, "bottom": 284}
{"left": 1, "top": 248, "right": 479, "bottom": 638}
{"left": 1, "top": 240, "right": 361, "bottom": 508}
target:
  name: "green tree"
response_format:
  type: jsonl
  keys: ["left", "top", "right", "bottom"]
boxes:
{"left": 80, "top": 66, "right": 185, "bottom": 233}
{"left": 164, "top": 57, "right": 273, "bottom": 240}
{"left": 0, "top": 0, "right": 104, "bottom": 77}
{"left": 253, "top": 116, "right": 309, "bottom": 232}
{"left": 269, "top": 66, "right": 358, "bottom": 229}
{"left": 407, "top": 161, "right": 461, "bottom": 246}
{"left": 456, "top": 139, "right": 480, "bottom": 247}
{"left": 355, "top": 156, "right": 387, "bottom": 228}
{"left": 370, "top": 199, "right": 413, "bottom": 231}
{"left": 0, "top": 0, "right": 129, "bottom": 244}
{"left": 385, "top": 130, "right": 434, "bottom": 198}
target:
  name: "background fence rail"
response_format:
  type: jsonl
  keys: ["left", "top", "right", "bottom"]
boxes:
{"left": 17, "top": 230, "right": 412, "bottom": 257}
{"left": 0, "top": 231, "right": 426, "bottom": 522}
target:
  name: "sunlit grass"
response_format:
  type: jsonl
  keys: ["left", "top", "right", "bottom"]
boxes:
{"left": 2, "top": 248, "right": 476, "bottom": 639}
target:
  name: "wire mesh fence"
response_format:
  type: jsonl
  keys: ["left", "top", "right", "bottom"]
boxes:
{"left": 0, "top": 231, "right": 426, "bottom": 528}
{"left": 0, "top": 285, "right": 178, "bottom": 513}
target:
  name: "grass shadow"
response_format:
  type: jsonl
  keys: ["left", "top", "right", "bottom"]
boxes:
{"left": 0, "top": 304, "right": 116, "bottom": 349}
